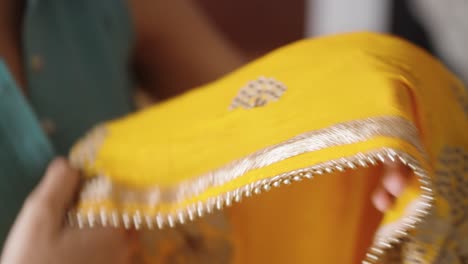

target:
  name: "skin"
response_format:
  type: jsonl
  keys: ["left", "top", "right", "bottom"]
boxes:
{"left": 0, "top": 158, "right": 137, "bottom": 264}
{"left": 373, "top": 161, "right": 411, "bottom": 212}
{"left": 0, "top": 0, "right": 409, "bottom": 262}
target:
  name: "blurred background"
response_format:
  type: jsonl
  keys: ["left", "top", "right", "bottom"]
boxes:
{"left": 196, "top": 0, "right": 467, "bottom": 84}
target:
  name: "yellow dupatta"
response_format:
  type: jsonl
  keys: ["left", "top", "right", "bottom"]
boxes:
{"left": 69, "top": 32, "right": 467, "bottom": 263}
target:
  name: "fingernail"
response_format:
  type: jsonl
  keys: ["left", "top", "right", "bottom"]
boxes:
{"left": 372, "top": 194, "right": 388, "bottom": 212}
{"left": 383, "top": 173, "right": 405, "bottom": 197}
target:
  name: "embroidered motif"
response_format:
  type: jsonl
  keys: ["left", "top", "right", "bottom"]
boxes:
{"left": 229, "top": 77, "right": 286, "bottom": 110}
{"left": 401, "top": 146, "right": 467, "bottom": 264}
{"left": 449, "top": 84, "right": 468, "bottom": 116}
{"left": 431, "top": 146, "right": 467, "bottom": 263}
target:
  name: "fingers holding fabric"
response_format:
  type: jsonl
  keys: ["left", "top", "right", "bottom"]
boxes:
{"left": 372, "top": 160, "right": 411, "bottom": 212}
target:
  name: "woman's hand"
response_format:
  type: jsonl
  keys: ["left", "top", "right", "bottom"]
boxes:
{"left": 372, "top": 161, "right": 411, "bottom": 212}
{"left": 0, "top": 158, "right": 136, "bottom": 264}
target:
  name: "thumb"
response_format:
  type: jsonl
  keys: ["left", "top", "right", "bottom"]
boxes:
{"left": 30, "top": 157, "right": 81, "bottom": 228}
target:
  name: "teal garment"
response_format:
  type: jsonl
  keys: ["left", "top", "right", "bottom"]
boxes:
{"left": 0, "top": 0, "right": 134, "bottom": 244}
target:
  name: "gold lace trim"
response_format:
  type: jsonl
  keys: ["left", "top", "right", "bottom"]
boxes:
{"left": 69, "top": 116, "right": 434, "bottom": 264}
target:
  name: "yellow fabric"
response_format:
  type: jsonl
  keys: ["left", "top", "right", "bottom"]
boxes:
{"left": 70, "top": 32, "right": 467, "bottom": 263}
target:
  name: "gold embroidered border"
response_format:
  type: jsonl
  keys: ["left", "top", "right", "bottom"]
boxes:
{"left": 71, "top": 148, "right": 434, "bottom": 264}
{"left": 70, "top": 115, "right": 435, "bottom": 264}
{"left": 76, "top": 116, "right": 424, "bottom": 207}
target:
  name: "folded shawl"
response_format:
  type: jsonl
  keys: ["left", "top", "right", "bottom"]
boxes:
{"left": 69, "top": 33, "right": 467, "bottom": 263}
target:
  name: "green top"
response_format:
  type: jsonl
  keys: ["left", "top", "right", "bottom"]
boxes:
{"left": 0, "top": 0, "right": 134, "bottom": 244}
